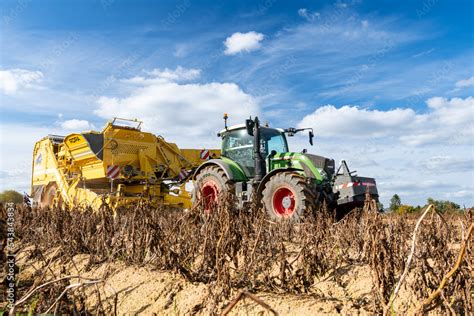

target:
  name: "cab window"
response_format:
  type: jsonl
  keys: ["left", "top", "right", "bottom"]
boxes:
{"left": 222, "top": 129, "right": 254, "bottom": 176}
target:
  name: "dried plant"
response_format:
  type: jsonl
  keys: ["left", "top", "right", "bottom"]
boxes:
{"left": 1, "top": 199, "right": 471, "bottom": 314}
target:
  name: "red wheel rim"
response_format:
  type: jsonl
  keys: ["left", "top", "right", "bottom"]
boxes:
{"left": 272, "top": 186, "right": 296, "bottom": 217}
{"left": 201, "top": 180, "right": 219, "bottom": 213}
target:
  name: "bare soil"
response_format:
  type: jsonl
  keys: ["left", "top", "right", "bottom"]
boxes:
{"left": 13, "top": 245, "right": 378, "bottom": 315}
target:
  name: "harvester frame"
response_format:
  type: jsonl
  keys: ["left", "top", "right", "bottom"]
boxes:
{"left": 31, "top": 118, "right": 219, "bottom": 210}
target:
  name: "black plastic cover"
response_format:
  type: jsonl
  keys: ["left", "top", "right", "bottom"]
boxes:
{"left": 82, "top": 133, "right": 104, "bottom": 160}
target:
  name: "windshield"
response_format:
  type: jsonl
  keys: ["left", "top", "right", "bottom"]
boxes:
{"left": 263, "top": 128, "right": 288, "bottom": 155}
{"left": 222, "top": 127, "right": 288, "bottom": 177}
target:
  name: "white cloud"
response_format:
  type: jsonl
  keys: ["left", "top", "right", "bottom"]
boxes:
{"left": 147, "top": 66, "right": 201, "bottom": 81}
{"left": 420, "top": 155, "right": 474, "bottom": 173}
{"left": 124, "top": 66, "right": 201, "bottom": 85}
{"left": 94, "top": 68, "right": 259, "bottom": 146}
{"left": 298, "top": 8, "right": 320, "bottom": 22}
{"left": 411, "top": 48, "right": 435, "bottom": 58}
{"left": 455, "top": 76, "right": 474, "bottom": 90}
{"left": 379, "top": 180, "right": 444, "bottom": 192}
{"left": 174, "top": 45, "right": 189, "bottom": 58}
{"left": 298, "top": 96, "right": 474, "bottom": 146}
{"left": 0, "top": 68, "right": 43, "bottom": 95}
{"left": 294, "top": 96, "right": 474, "bottom": 207}
{"left": 335, "top": 2, "right": 348, "bottom": 9}
{"left": 451, "top": 190, "right": 473, "bottom": 199}
{"left": 0, "top": 124, "right": 54, "bottom": 193}
{"left": 60, "top": 119, "right": 94, "bottom": 130}
{"left": 297, "top": 8, "right": 307, "bottom": 17}
{"left": 299, "top": 105, "right": 415, "bottom": 137}
{"left": 224, "top": 31, "right": 264, "bottom": 55}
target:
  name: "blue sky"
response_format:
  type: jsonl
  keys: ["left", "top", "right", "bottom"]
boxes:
{"left": 1, "top": 0, "right": 473, "bottom": 207}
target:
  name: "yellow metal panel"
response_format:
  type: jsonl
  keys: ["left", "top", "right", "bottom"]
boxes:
{"left": 64, "top": 134, "right": 97, "bottom": 162}
{"left": 180, "top": 149, "right": 221, "bottom": 165}
{"left": 81, "top": 162, "right": 106, "bottom": 179}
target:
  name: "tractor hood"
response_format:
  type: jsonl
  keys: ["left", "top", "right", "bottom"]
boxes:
{"left": 271, "top": 152, "right": 335, "bottom": 182}
{"left": 302, "top": 154, "right": 336, "bottom": 178}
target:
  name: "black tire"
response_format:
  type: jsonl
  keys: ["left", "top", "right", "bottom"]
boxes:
{"left": 262, "top": 172, "right": 315, "bottom": 221}
{"left": 193, "top": 166, "right": 233, "bottom": 213}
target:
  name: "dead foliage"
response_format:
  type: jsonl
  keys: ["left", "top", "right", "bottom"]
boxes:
{"left": 1, "top": 199, "right": 472, "bottom": 314}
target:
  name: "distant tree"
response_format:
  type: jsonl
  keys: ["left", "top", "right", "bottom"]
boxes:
{"left": 396, "top": 205, "right": 413, "bottom": 214}
{"left": 395, "top": 204, "right": 422, "bottom": 215}
{"left": 427, "top": 197, "right": 461, "bottom": 213}
{"left": 0, "top": 190, "right": 23, "bottom": 204}
{"left": 377, "top": 202, "right": 384, "bottom": 212}
{"left": 389, "top": 194, "right": 401, "bottom": 212}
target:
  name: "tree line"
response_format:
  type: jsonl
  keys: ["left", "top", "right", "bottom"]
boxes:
{"left": 388, "top": 194, "right": 462, "bottom": 214}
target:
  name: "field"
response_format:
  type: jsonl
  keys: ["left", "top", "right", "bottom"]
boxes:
{"left": 1, "top": 200, "right": 472, "bottom": 315}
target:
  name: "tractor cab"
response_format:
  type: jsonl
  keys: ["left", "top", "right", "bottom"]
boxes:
{"left": 220, "top": 125, "right": 288, "bottom": 177}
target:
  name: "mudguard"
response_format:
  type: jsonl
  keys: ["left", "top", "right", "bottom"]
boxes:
{"left": 193, "top": 158, "right": 247, "bottom": 182}
{"left": 256, "top": 167, "right": 302, "bottom": 197}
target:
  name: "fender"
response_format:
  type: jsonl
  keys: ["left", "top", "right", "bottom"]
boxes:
{"left": 272, "top": 153, "right": 325, "bottom": 181}
{"left": 193, "top": 159, "right": 247, "bottom": 181}
{"left": 256, "top": 167, "right": 302, "bottom": 197}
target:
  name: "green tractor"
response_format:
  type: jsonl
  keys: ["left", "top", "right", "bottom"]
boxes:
{"left": 193, "top": 115, "right": 378, "bottom": 220}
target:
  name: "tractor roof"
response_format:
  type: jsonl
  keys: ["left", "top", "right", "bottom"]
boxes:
{"left": 219, "top": 123, "right": 246, "bottom": 134}
{"left": 219, "top": 124, "right": 284, "bottom": 135}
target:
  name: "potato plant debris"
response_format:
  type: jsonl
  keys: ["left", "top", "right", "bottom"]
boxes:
{"left": 0, "top": 200, "right": 472, "bottom": 315}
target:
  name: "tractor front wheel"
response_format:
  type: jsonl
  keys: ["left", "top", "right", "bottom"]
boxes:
{"left": 262, "top": 172, "right": 315, "bottom": 221}
{"left": 193, "top": 166, "right": 233, "bottom": 213}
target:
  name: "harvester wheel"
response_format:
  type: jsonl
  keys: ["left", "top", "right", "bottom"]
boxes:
{"left": 193, "top": 166, "right": 233, "bottom": 213}
{"left": 40, "top": 183, "right": 58, "bottom": 209}
{"left": 262, "top": 172, "right": 315, "bottom": 221}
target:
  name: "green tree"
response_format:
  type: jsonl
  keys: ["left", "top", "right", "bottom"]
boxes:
{"left": 427, "top": 197, "right": 461, "bottom": 213}
{"left": 395, "top": 204, "right": 422, "bottom": 214}
{"left": 389, "top": 194, "right": 401, "bottom": 212}
{"left": 377, "top": 202, "right": 384, "bottom": 212}
{"left": 0, "top": 190, "right": 23, "bottom": 203}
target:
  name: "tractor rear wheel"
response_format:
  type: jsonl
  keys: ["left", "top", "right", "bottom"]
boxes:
{"left": 193, "top": 166, "right": 233, "bottom": 213}
{"left": 262, "top": 172, "right": 315, "bottom": 221}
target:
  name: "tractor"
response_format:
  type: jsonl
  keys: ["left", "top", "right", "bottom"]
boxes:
{"left": 193, "top": 114, "right": 378, "bottom": 220}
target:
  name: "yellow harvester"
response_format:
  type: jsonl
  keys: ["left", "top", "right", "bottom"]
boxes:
{"left": 31, "top": 118, "right": 219, "bottom": 210}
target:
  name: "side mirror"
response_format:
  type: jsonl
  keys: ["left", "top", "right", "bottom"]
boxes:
{"left": 245, "top": 119, "right": 254, "bottom": 136}
{"left": 309, "top": 131, "right": 314, "bottom": 146}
